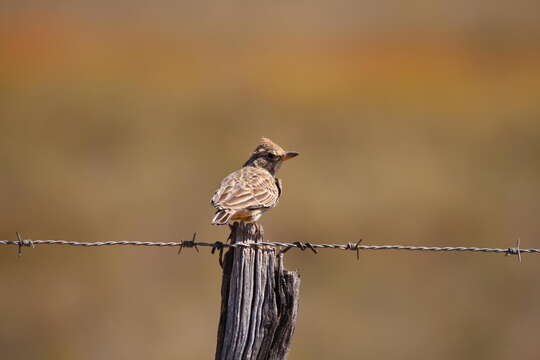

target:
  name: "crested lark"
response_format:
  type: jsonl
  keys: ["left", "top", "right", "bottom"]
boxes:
{"left": 211, "top": 138, "right": 298, "bottom": 225}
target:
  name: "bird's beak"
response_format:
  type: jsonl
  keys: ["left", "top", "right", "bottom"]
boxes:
{"left": 282, "top": 152, "right": 299, "bottom": 161}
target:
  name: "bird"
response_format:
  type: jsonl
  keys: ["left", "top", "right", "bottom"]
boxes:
{"left": 211, "top": 137, "right": 298, "bottom": 225}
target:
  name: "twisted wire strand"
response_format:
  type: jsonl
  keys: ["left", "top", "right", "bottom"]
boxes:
{"left": 1, "top": 237, "right": 538, "bottom": 256}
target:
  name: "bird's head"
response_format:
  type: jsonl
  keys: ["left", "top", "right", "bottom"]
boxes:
{"left": 243, "top": 137, "right": 299, "bottom": 174}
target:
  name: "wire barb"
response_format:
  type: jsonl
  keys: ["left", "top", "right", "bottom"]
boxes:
{"left": 278, "top": 241, "right": 318, "bottom": 255}
{"left": 506, "top": 238, "right": 522, "bottom": 262}
{"left": 346, "top": 239, "right": 363, "bottom": 260}
{"left": 298, "top": 242, "right": 318, "bottom": 254}
{"left": 178, "top": 233, "right": 199, "bottom": 254}
{"left": 16, "top": 232, "right": 34, "bottom": 257}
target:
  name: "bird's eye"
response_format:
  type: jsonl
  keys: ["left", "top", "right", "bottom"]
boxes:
{"left": 266, "top": 153, "right": 277, "bottom": 160}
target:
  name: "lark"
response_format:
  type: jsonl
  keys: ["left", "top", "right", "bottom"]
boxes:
{"left": 211, "top": 138, "right": 298, "bottom": 225}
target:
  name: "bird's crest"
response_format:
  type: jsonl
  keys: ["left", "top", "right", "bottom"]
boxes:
{"left": 255, "top": 137, "right": 286, "bottom": 156}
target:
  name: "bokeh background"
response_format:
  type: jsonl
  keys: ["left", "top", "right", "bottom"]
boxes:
{"left": 1, "top": 1, "right": 540, "bottom": 359}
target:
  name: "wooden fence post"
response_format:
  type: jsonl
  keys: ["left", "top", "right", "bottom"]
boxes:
{"left": 215, "top": 222, "right": 300, "bottom": 360}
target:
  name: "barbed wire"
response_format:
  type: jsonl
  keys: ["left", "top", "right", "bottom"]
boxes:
{"left": 1, "top": 232, "right": 538, "bottom": 262}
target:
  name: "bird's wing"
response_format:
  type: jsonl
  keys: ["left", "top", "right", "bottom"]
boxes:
{"left": 211, "top": 167, "right": 279, "bottom": 211}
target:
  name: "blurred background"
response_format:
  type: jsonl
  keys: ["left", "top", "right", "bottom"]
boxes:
{"left": 1, "top": 1, "right": 540, "bottom": 359}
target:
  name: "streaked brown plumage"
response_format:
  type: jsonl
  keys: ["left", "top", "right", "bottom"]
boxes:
{"left": 211, "top": 138, "right": 298, "bottom": 225}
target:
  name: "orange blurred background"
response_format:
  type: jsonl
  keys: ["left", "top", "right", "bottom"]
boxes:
{"left": 1, "top": 2, "right": 540, "bottom": 359}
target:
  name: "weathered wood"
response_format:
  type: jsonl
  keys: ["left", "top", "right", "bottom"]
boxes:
{"left": 215, "top": 222, "right": 300, "bottom": 360}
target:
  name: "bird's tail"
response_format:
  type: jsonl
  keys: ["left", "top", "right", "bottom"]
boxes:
{"left": 212, "top": 209, "right": 233, "bottom": 225}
